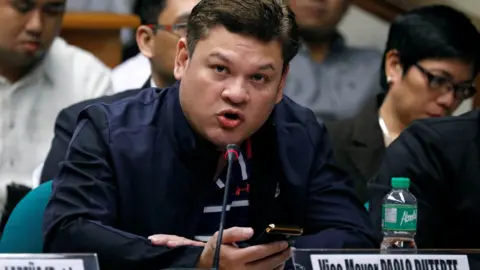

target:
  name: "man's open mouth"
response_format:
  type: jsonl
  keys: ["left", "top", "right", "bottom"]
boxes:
{"left": 224, "top": 113, "right": 239, "bottom": 120}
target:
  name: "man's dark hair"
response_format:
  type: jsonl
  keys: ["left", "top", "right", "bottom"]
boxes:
{"left": 137, "top": 0, "right": 167, "bottom": 25}
{"left": 380, "top": 5, "right": 480, "bottom": 91}
{"left": 186, "top": 0, "right": 300, "bottom": 69}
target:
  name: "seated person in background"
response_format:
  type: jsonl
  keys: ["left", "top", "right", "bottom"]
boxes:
{"left": 112, "top": 0, "right": 198, "bottom": 91}
{"left": 39, "top": 0, "right": 199, "bottom": 182}
{"left": 325, "top": 5, "right": 480, "bottom": 203}
{"left": 284, "top": 0, "right": 382, "bottom": 121}
{"left": 372, "top": 110, "right": 480, "bottom": 251}
{"left": 43, "top": 0, "right": 377, "bottom": 269}
{"left": 0, "top": 0, "right": 111, "bottom": 227}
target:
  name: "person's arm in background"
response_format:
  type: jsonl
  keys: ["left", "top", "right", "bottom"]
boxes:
{"left": 370, "top": 120, "right": 448, "bottom": 248}
{"left": 43, "top": 104, "right": 203, "bottom": 270}
{"left": 295, "top": 121, "right": 379, "bottom": 248}
{"left": 0, "top": 184, "right": 32, "bottom": 233}
{"left": 1, "top": 108, "right": 76, "bottom": 229}
{"left": 80, "top": 55, "right": 114, "bottom": 97}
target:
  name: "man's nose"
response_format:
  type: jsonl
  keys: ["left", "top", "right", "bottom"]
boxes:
{"left": 221, "top": 80, "right": 249, "bottom": 104}
{"left": 25, "top": 9, "right": 43, "bottom": 37}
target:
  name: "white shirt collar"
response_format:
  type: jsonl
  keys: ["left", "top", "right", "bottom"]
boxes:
{"left": 150, "top": 77, "right": 158, "bottom": 88}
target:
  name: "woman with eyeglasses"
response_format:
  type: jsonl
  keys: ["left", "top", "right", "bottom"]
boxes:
{"left": 372, "top": 68, "right": 480, "bottom": 258}
{"left": 324, "top": 5, "right": 480, "bottom": 205}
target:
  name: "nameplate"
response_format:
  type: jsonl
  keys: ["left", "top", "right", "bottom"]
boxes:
{"left": 309, "top": 254, "right": 470, "bottom": 270}
{"left": 0, "top": 258, "right": 84, "bottom": 270}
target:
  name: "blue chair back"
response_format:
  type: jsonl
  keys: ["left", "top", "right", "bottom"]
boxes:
{"left": 0, "top": 181, "right": 52, "bottom": 253}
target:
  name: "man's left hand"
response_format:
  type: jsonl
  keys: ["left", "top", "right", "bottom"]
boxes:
{"left": 148, "top": 234, "right": 206, "bottom": 248}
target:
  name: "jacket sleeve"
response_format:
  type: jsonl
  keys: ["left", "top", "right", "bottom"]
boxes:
{"left": 40, "top": 90, "right": 146, "bottom": 183}
{"left": 40, "top": 107, "right": 76, "bottom": 183}
{"left": 371, "top": 120, "right": 448, "bottom": 248}
{"left": 295, "top": 120, "right": 380, "bottom": 248}
{"left": 42, "top": 105, "right": 203, "bottom": 270}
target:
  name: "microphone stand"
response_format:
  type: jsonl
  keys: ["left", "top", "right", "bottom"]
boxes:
{"left": 211, "top": 144, "right": 238, "bottom": 270}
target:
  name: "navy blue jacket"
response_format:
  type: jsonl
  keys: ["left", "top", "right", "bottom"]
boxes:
{"left": 40, "top": 79, "right": 151, "bottom": 182}
{"left": 43, "top": 83, "right": 378, "bottom": 270}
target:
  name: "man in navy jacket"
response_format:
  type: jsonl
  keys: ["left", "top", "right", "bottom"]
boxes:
{"left": 43, "top": 0, "right": 378, "bottom": 269}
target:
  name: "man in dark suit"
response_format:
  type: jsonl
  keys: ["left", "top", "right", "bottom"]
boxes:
{"left": 40, "top": 0, "right": 200, "bottom": 182}
{"left": 43, "top": 0, "right": 377, "bottom": 269}
{"left": 372, "top": 110, "right": 480, "bottom": 251}
{"left": 326, "top": 5, "right": 480, "bottom": 203}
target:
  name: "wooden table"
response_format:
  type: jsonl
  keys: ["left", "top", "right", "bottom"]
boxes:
{"left": 60, "top": 12, "right": 140, "bottom": 68}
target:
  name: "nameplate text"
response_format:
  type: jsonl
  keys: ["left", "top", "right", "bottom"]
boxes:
{"left": 0, "top": 258, "right": 84, "bottom": 270}
{"left": 309, "top": 254, "right": 469, "bottom": 270}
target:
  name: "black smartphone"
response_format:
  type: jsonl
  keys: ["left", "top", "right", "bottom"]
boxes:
{"left": 236, "top": 224, "right": 303, "bottom": 248}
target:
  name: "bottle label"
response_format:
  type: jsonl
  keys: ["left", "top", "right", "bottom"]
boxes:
{"left": 382, "top": 204, "right": 417, "bottom": 231}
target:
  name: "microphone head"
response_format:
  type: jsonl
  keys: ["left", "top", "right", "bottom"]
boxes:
{"left": 226, "top": 144, "right": 237, "bottom": 151}
{"left": 224, "top": 144, "right": 238, "bottom": 161}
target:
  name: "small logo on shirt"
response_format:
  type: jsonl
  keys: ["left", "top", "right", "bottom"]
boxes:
{"left": 235, "top": 184, "right": 250, "bottom": 196}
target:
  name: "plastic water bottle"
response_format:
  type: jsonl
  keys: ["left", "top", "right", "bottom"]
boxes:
{"left": 380, "top": 177, "right": 417, "bottom": 250}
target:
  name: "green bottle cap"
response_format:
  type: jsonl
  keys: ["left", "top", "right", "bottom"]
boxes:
{"left": 391, "top": 177, "right": 410, "bottom": 188}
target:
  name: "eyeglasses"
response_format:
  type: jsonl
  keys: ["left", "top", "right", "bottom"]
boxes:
{"left": 147, "top": 23, "right": 187, "bottom": 38}
{"left": 414, "top": 63, "right": 477, "bottom": 100}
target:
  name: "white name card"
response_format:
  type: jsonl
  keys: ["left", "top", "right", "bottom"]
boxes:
{"left": 310, "top": 254, "right": 470, "bottom": 270}
{"left": 0, "top": 258, "right": 84, "bottom": 270}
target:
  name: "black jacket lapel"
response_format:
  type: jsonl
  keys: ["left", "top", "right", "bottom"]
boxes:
{"left": 344, "top": 94, "right": 386, "bottom": 201}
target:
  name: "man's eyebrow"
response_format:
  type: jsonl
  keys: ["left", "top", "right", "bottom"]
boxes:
{"left": 46, "top": 0, "right": 66, "bottom": 5}
{"left": 208, "top": 52, "right": 276, "bottom": 71}
{"left": 43, "top": 1, "right": 66, "bottom": 8}
{"left": 258, "top": 63, "right": 275, "bottom": 71}
{"left": 209, "top": 52, "right": 231, "bottom": 63}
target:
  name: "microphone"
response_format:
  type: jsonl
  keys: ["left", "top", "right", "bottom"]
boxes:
{"left": 212, "top": 144, "right": 238, "bottom": 269}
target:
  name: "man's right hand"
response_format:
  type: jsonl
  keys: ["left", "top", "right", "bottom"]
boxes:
{"left": 196, "top": 227, "right": 291, "bottom": 270}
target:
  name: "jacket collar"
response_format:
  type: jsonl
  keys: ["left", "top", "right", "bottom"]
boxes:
{"left": 345, "top": 92, "right": 386, "bottom": 198}
{"left": 165, "top": 81, "right": 221, "bottom": 162}
{"left": 350, "top": 93, "right": 385, "bottom": 147}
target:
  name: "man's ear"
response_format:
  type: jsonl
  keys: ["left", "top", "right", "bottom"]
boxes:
{"left": 136, "top": 25, "right": 155, "bottom": 58}
{"left": 276, "top": 64, "right": 290, "bottom": 104}
{"left": 174, "top": 37, "right": 190, "bottom": 80}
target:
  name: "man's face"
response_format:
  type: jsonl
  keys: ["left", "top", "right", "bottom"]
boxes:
{"left": 289, "top": 0, "right": 349, "bottom": 31}
{"left": 0, "top": 0, "right": 65, "bottom": 67}
{"left": 150, "top": 0, "right": 199, "bottom": 85}
{"left": 387, "top": 52, "right": 475, "bottom": 124}
{"left": 174, "top": 26, "right": 288, "bottom": 147}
